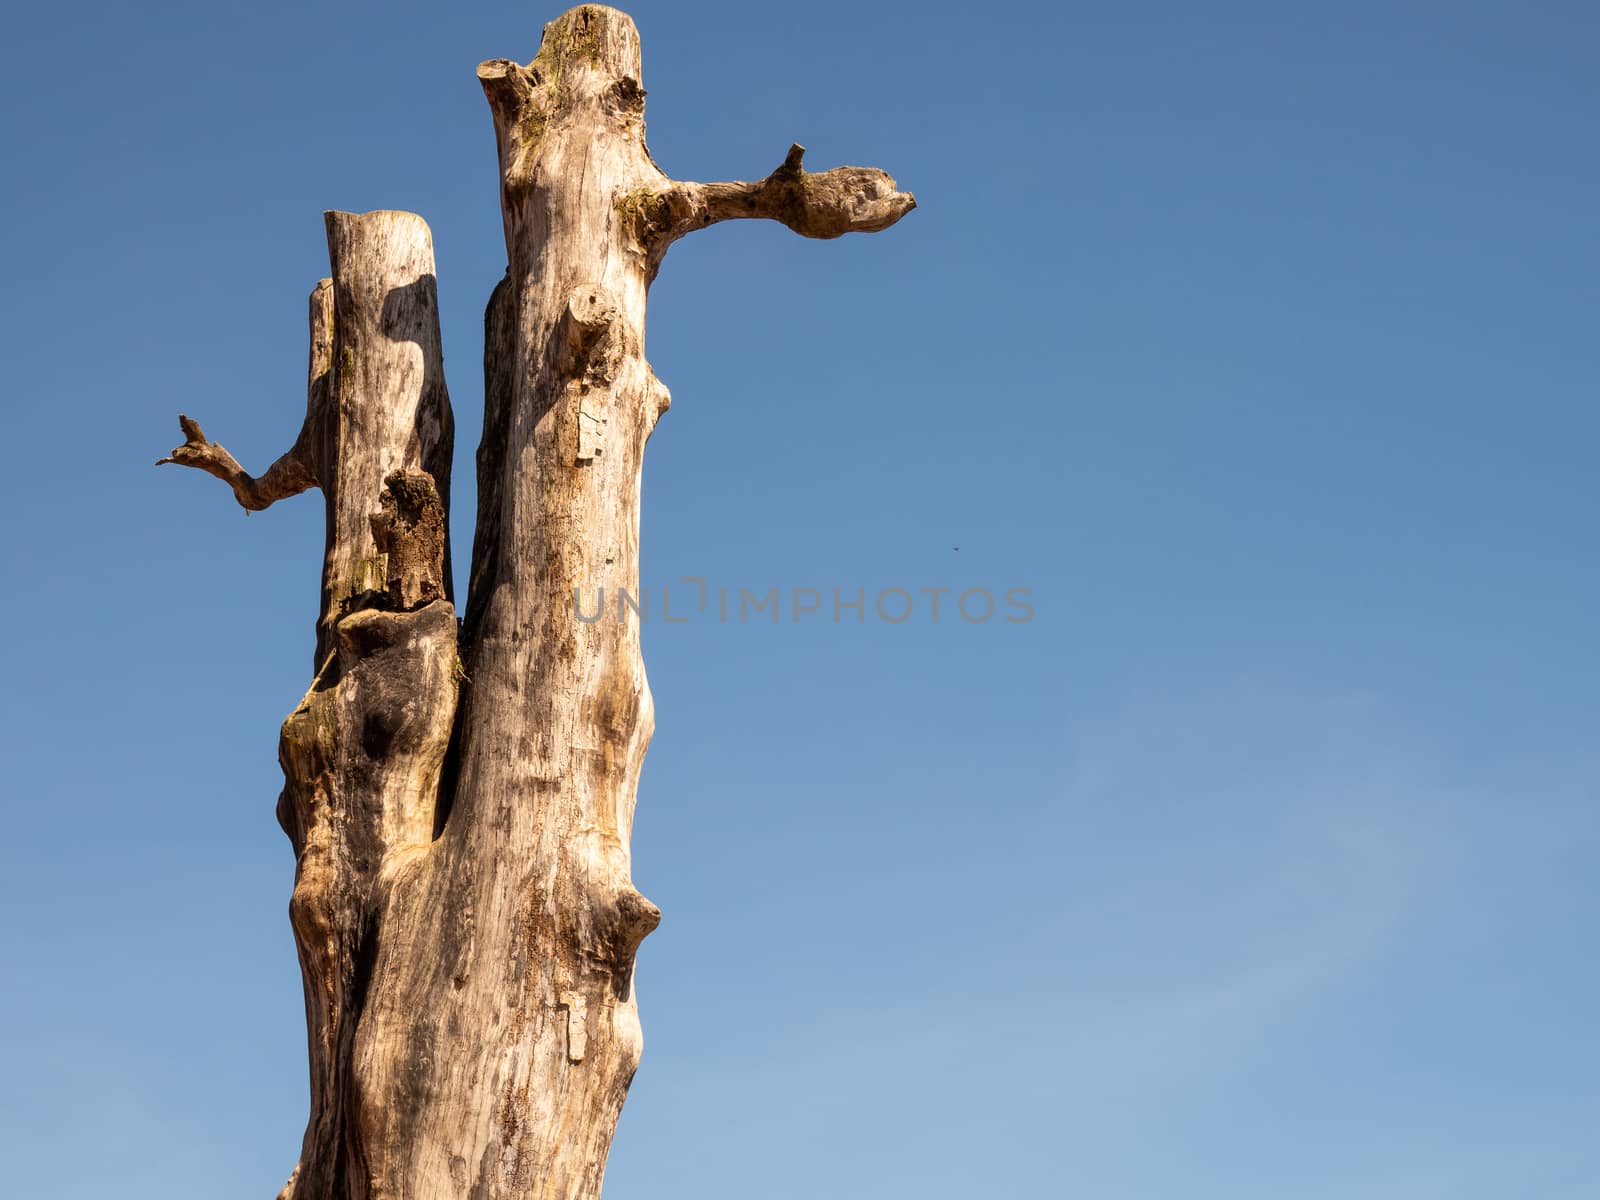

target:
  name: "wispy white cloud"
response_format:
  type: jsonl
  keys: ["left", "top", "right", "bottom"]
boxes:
{"left": 1044, "top": 818, "right": 1419, "bottom": 1096}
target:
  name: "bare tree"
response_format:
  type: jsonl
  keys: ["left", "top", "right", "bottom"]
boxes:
{"left": 161, "top": 7, "right": 914, "bottom": 1197}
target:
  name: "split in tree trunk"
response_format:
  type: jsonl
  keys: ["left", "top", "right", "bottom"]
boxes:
{"left": 160, "top": 7, "right": 913, "bottom": 1197}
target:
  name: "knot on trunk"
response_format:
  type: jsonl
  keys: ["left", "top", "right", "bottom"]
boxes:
{"left": 371, "top": 470, "right": 447, "bottom": 611}
{"left": 555, "top": 284, "right": 623, "bottom": 383}
{"left": 586, "top": 885, "right": 661, "bottom": 999}
{"left": 553, "top": 285, "right": 624, "bottom": 464}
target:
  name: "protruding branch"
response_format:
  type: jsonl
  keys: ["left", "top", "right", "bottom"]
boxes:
{"left": 657, "top": 143, "right": 917, "bottom": 242}
{"left": 476, "top": 58, "right": 540, "bottom": 118}
{"left": 157, "top": 413, "right": 318, "bottom": 512}
{"left": 554, "top": 283, "right": 622, "bottom": 379}
{"left": 159, "top": 277, "right": 333, "bottom": 513}
{"left": 476, "top": 59, "right": 548, "bottom": 191}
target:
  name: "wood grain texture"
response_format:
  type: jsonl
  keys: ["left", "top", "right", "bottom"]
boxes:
{"left": 161, "top": 7, "right": 913, "bottom": 1197}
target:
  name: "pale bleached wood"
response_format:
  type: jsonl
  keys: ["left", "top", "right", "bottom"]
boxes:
{"left": 162, "top": 8, "right": 913, "bottom": 1198}
{"left": 280, "top": 214, "right": 458, "bottom": 1200}
{"left": 318, "top": 210, "right": 456, "bottom": 658}
{"left": 161, "top": 210, "right": 462, "bottom": 1199}
{"left": 336, "top": 10, "right": 911, "bottom": 1197}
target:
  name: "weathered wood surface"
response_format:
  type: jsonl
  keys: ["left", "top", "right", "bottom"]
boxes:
{"left": 166, "top": 208, "right": 460, "bottom": 1199}
{"left": 161, "top": 6, "right": 913, "bottom": 1197}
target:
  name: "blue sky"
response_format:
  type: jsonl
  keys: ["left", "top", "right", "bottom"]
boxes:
{"left": 2, "top": 1, "right": 1596, "bottom": 1196}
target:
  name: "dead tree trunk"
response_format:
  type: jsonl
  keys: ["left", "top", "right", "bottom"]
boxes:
{"left": 161, "top": 6, "right": 913, "bottom": 1197}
